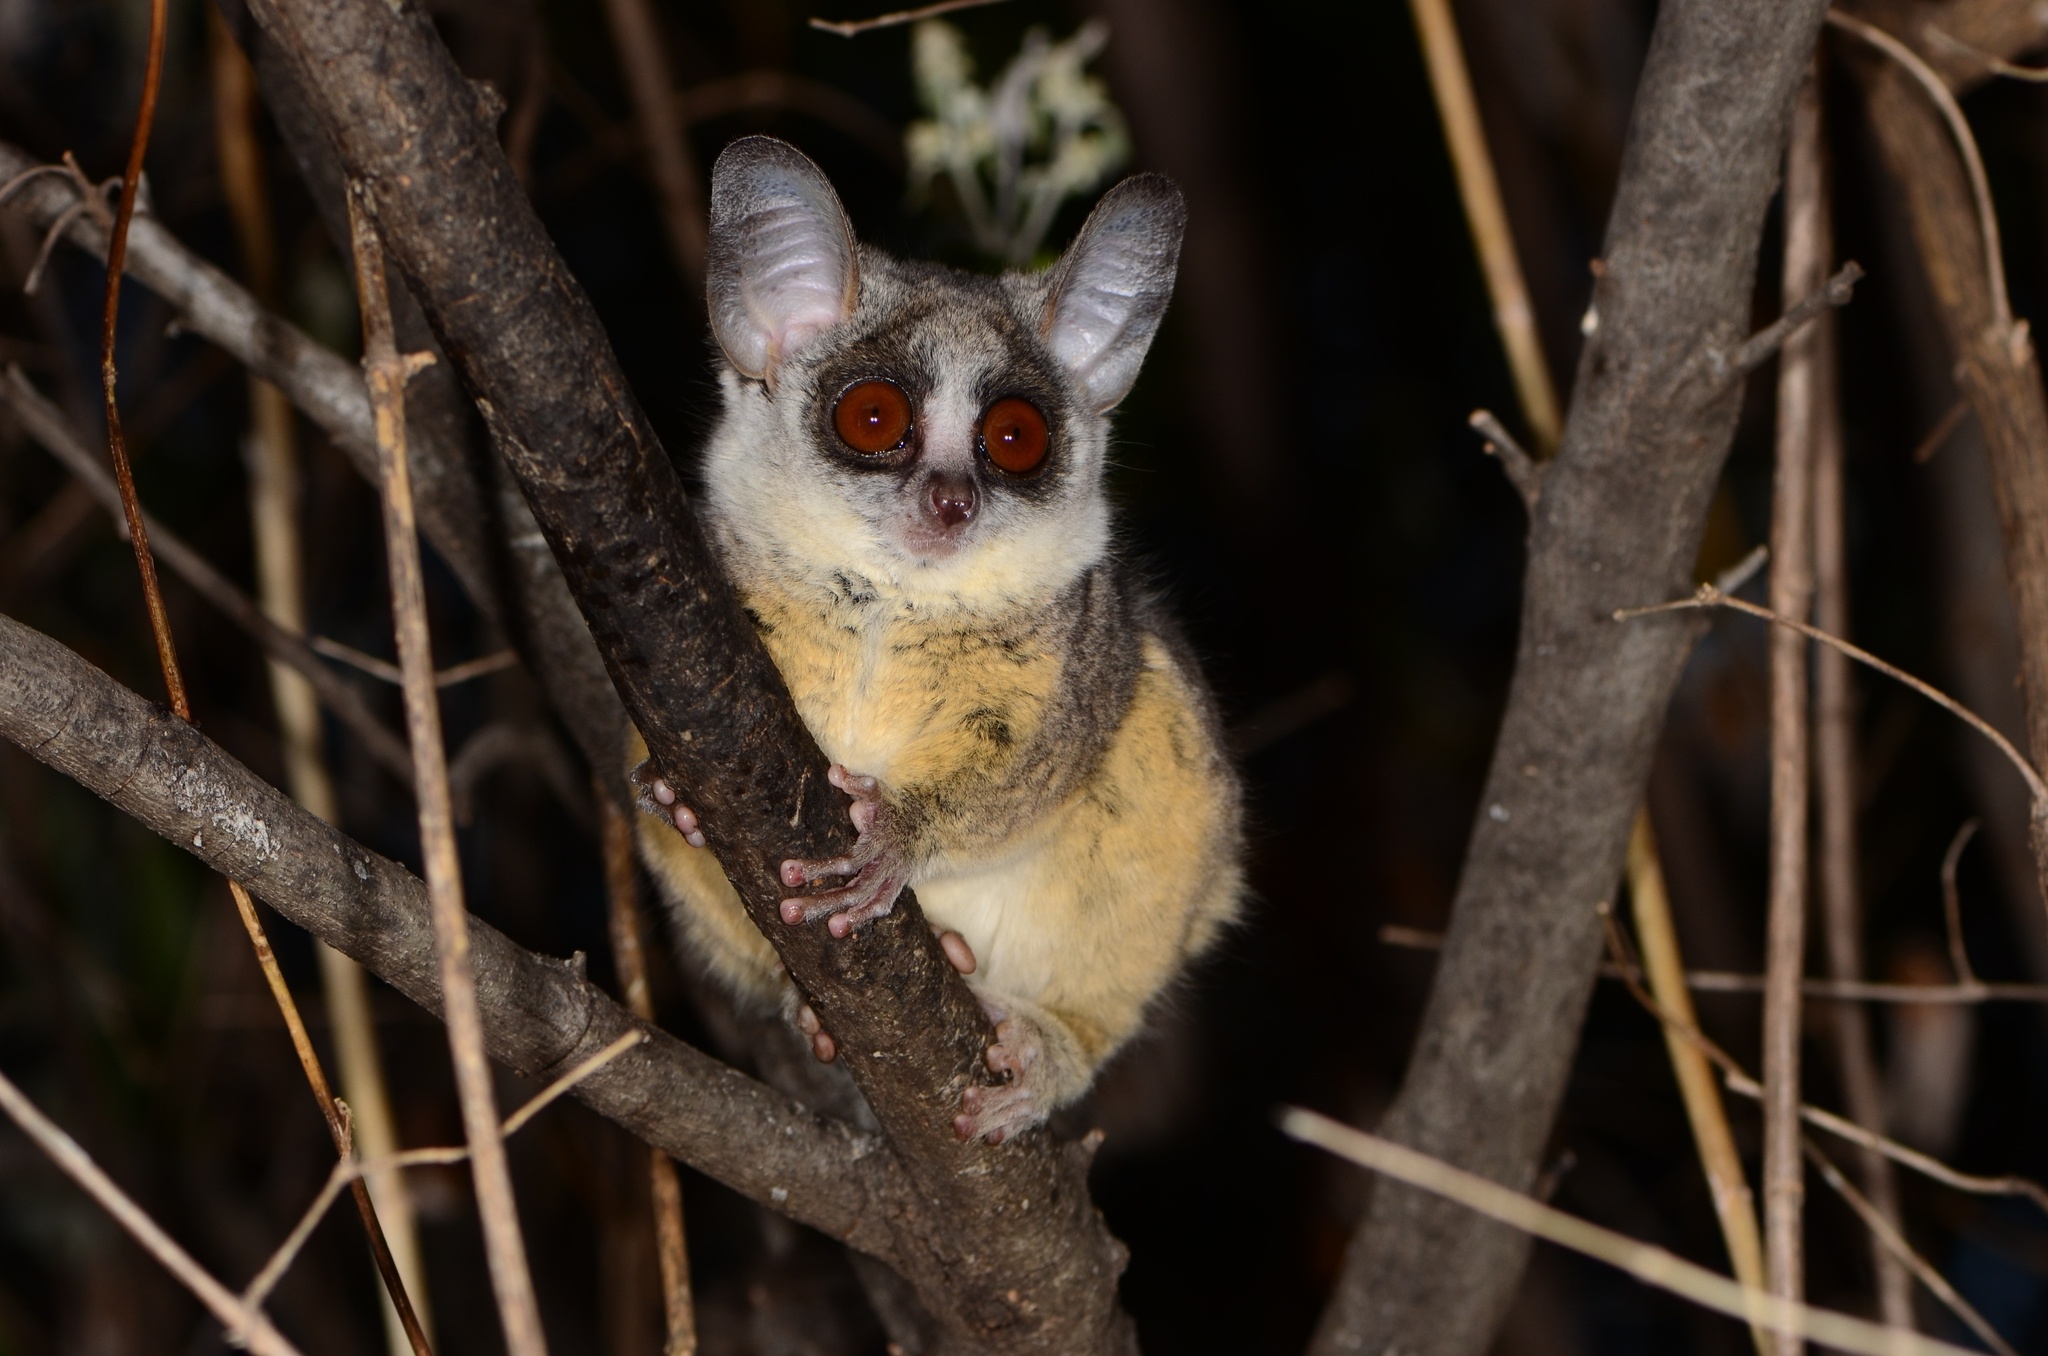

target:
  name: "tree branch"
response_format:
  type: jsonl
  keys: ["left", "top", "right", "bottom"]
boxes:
{"left": 231, "top": 1, "right": 1133, "bottom": 1349}
{"left": 0, "top": 609, "right": 910, "bottom": 1259}
{"left": 1308, "top": 3, "right": 1832, "bottom": 1352}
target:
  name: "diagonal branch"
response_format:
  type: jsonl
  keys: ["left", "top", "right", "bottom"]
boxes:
{"left": 233, "top": 0, "right": 1133, "bottom": 1350}
{"left": 0, "top": 609, "right": 911, "bottom": 1262}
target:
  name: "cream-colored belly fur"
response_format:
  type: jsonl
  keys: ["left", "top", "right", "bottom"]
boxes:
{"left": 633, "top": 580, "right": 1241, "bottom": 1110}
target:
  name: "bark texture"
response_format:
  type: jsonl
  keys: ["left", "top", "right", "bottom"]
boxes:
{"left": 234, "top": 1, "right": 1132, "bottom": 1350}
{"left": 1309, "top": 3, "right": 1830, "bottom": 1352}
{"left": 0, "top": 611, "right": 902, "bottom": 1257}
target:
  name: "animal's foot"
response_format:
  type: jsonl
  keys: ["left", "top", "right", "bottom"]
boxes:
{"left": 629, "top": 759, "right": 705, "bottom": 847}
{"left": 954, "top": 1013, "right": 1047, "bottom": 1145}
{"left": 778, "top": 765, "right": 908, "bottom": 938}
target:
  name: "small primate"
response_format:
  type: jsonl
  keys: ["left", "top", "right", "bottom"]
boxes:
{"left": 631, "top": 136, "right": 1243, "bottom": 1144}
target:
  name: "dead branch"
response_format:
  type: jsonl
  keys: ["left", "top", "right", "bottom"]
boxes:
{"left": 349, "top": 191, "right": 545, "bottom": 1356}
{"left": 0, "top": 1065, "right": 306, "bottom": 1356}
{"left": 234, "top": 0, "right": 1134, "bottom": 1349}
{"left": 1308, "top": 4, "right": 1832, "bottom": 1352}
{"left": 808, "top": 0, "right": 1010, "bottom": 38}
{"left": 599, "top": 0, "right": 707, "bottom": 294}
{"left": 0, "top": 610, "right": 916, "bottom": 1258}
{"left": 1467, "top": 409, "right": 1541, "bottom": 510}
{"left": 1286, "top": 1110, "right": 1981, "bottom": 1356}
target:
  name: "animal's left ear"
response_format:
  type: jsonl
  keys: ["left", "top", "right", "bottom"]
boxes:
{"left": 1041, "top": 174, "right": 1186, "bottom": 413}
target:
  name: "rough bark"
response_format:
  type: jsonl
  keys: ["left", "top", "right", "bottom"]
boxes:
{"left": 233, "top": 1, "right": 1132, "bottom": 1351}
{"left": 0, "top": 610, "right": 902, "bottom": 1257}
{"left": 1846, "top": 0, "right": 2048, "bottom": 913}
{"left": 1308, "top": 3, "right": 1831, "bottom": 1352}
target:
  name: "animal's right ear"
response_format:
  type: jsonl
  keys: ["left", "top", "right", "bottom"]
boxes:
{"left": 707, "top": 137, "right": 858, "bottom": 385}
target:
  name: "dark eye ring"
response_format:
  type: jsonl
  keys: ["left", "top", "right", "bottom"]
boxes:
{"left": 833, "top": 379, "right": 913, "bottom": 455}
{"left": 980, "top": 397, "right": 1049, "bottom": 475}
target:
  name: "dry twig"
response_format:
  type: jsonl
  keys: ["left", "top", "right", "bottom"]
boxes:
{"left": 808, "top": 0, "right": 1011, "bottom": 38}
{"left": 1284, "top": 1109, "right": 1980, "bottom": 1356}
{"left": 0, "top": 1065, "right": 306, "bottom": 1356}
{"left": 599, "top": 0, "right": 706, "bottom": 292}
{"left": 348, "top": 187, "right": 547, "bottom": 1356}
{"left": 601, "top": 788, "right": 698, "bottom": 1355}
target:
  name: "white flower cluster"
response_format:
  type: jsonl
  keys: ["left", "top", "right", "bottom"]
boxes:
{"left": 905, "top": 18, "right": 1130, "bottom": 266}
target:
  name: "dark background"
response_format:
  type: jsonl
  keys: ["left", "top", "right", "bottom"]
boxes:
{"left": 1, "top": 0, "right": 2046, "bottom": 1351}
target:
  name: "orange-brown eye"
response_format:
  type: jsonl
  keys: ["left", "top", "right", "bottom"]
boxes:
{"left": 981, "top": 398, "right": 1048, "bottom": 474}
{"left": 833, "top": 380, "right": 912, "bottom": 454}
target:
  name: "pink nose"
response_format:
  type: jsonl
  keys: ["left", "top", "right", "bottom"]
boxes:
{"left": 926, "top": 473, "right": 977, "bottom": 528}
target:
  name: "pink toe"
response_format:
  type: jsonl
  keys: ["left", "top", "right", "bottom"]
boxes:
{"left": 652, "top": 779, "right": 675, "bottom": 806}
{"left": 938, "top": 930, "right": 976, "bottom": 975}
{"left": 780, "top": 899, "right": 806, "bottom": 925}
{"left": 828, "top": 914, "right": 852, "bottom": 939}
{"left": 780, "top": 860, "right": 807, "bottom": 887}
{"left": 684, "top": 831, "right": 706, "bottom": 849}
{"left": 812, "top": 1031, "right": 836, "bottom": 1062}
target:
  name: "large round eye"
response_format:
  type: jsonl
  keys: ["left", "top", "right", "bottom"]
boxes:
{"left": 833, "top": 380, "right": 912, "bottom": 455}
{"left": 980, "top": 398, "right": 1049, "bottom": 474}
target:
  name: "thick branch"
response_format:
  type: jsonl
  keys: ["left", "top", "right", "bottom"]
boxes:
{"left": 235, "top": 1, "right": 1132, "bottom": 1350}
{"left": 0, "top": 609, "right": 904, "bottom": 1259}
{"left": 1309, "top": 2, "right": 1831, "bottom": 1353}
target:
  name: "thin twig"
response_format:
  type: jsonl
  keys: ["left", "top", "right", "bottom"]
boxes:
{"left": 1627, "top": 818, "right": 1769, "bottom": 1355}
{"left": 311, "top": 634, "right": 516, "bottom": 688}
{"left": 1468, "top": 409, "right": 1541, "bottom": 509}
{"left": 1381, "top": 923, "right": 2048, "bottom": 1003}
{"left": 599, "top": 0, "right": 707, "bottom": 293}
{"left": 1923, "top": 25, "right": 2048, "bottom": 84}
{"left": 1615, "top": 583, "right": 2048, "bottom": 804}
{"left": 1412, "top": 0, "right": 1562, "bottom": 451}
{"left": 600, "top": 785, "right": 697, "bottom": 1355}
{"left": 1728, "top": 261, "right": 1863, "bottom": 375}
{"left": 348, "top": 187, "right": 548, "bottom": 1356}
{"left": 1595, "top": 913, "right": 2048, "bottom": 1219}
{"left": 1911, "top": 397, "right": 1970, "bottom": 463}
{"left": 1826, "top": 10, "right": 2009, "bottom": 334}
{"left": 0, "top": 365, "right": 415, "bottom": 783}
{"left": 1804, "top": 1140, "right": 2018, "bottom": 1356}
{"left": 241, "top": 1031, "right": 644, "bottom": 1317}
{"left": 808, "top": 0, "right": 1010, "bottom": 38}
{"left": 0, "top": 1064, "right": 305, "bottom": 1356}
{"left": 1941, "top": 820, "right": 1983, "bottom": 987}
{"left": 99, "top": 0, "right": 183, "bottom": 718}
{"left": 1764, "top": 74, "right": 1824, "bottom": 1345}
{"left": 1280, "top": 1109, "right": 1982, "bottom": 1356}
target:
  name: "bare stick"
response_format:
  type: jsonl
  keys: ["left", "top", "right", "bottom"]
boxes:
{"left": 1627, "top": 819, "right": 1769, "bottom": 1353}
{"left": 0, "top": 1064, "right": 305, "bottom": 1356}
{"left": 348, "top": 187, "right": 548, "bottom": 1356}
{"left": 1282, "top": 1109, "right": 1981, "bottom": 1356}
{"left": 1410, "top": 0, "right": 1561, "bottom": 451}
{"left": 1598, "top": 912, "right": 2048, "bottom": 1219}
{"left": 1911, "top": 398, "right": 1970, "bottom": 463}
{"left": 808, "top": 0, "right": 1010, "bottom": 38}
{"left": 1923, "top": 25, "right": 2048, "bottom": 83}
{"left": 1381, "top": 923, "right": 2048, "bottom": 1002}
{"left": 1800, "top": 68, "right": 1915, "bottom": 1332}
{"left": 599, "top": 0, "right": 706, "bottom": 293}
{"left": 1762, "top": 69, "right": 1824, "bottom": 1351}
{"left": 1942, "top": 820, "right": 1983, "bottom": 987}
{"left": 1468, "top": 409, "right": 1540, "bottom": 510}
{"left": 1827, "top": 10, "right": 2009, "bottom": 333}
{"left": 1727, "top": 262, "right": 1863, "bottom": 375}
{"left": 99, "top": 0, "right": 185, "bottom": 717}
{"left": 212, "top": 18, "right": 433, "bottom": 1331}
{"left": 243, "top": 1031, "right": 644, "bottom": 1316}
{"left": 1804, "top": 1140, "right": 2018, "bottom": 1356}
{"left": 600, "top": 787, "right": 697, "bottom": 1355}
{"left": 310, "top": 635, "right": 516, "bottom": 688}
{"left": 1617, "top": 585, "right": 2048, "bottom": 802}
{"left": 0, "top": 366, "right": 414, "bottom": 782}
